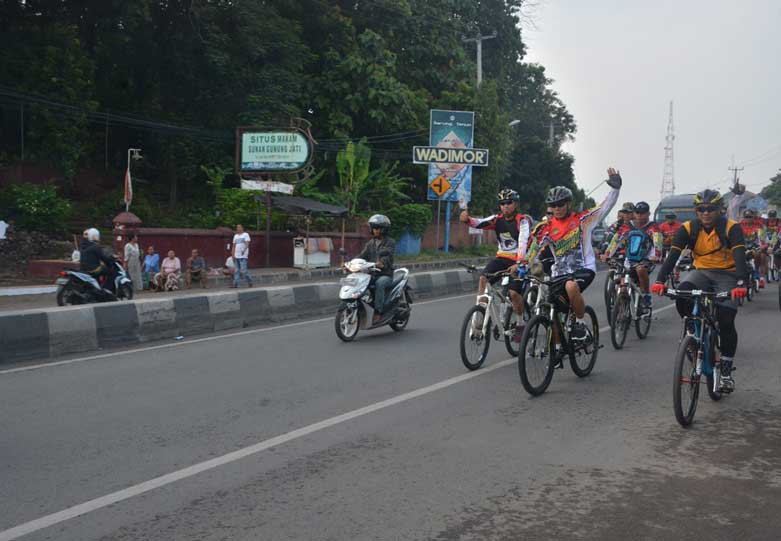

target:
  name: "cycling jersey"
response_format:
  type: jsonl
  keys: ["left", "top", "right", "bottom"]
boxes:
{"left": 658, "top": 220, "right": 682, "bottom": 247}
{"left": 740, "top": 218, "right": 766, "bottom": 247}
{"left": 656, "top": 218, "right": 747, "bottom": 283}
{"left": 468, "top": 212, "right": 532, "bottom": 261}
{"left": 605, "top": 220, "right": 663, "bottom": 260}
{"left": 526, "top": 187, "right": 619, "bottom": 277}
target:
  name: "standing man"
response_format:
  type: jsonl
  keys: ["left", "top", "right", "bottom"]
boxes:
{"left": 231, "top": 224, "right": 254, "bottom": 288}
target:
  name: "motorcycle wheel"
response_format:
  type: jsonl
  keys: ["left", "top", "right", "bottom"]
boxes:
{"left": 335, "top": 304, "right": 360, "bottom": 342}
{"left": 56, "top": 284, "right": 80, "bottom": 306}
{"left": 119, "top": 283, "right": 134, "bottom": 301}
{"left": 389, "top": 311, "right": 410, "bottom": 332}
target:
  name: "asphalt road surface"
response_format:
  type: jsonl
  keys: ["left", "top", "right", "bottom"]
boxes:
{"left": 1, "top": 273, "right": 780, "bottom": 540}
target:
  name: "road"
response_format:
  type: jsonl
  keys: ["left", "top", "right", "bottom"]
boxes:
{"left": 1, "top": 272, "right": 780, "bottom": 540}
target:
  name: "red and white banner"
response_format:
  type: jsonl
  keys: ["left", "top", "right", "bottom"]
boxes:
{"left": 123, "top": 167, "right": 132, "bottom": 208}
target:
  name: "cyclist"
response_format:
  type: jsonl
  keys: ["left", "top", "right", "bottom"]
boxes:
{"left": 531, "top": 208, "right": 555, "bottom": 276}
{"left": 460, "top": 188, "right": 533, "bottom": 338}
{"left": 601, "top": 203, "right": 634, "bottom": 252}
{"left": 767, "top": 210, "right": 781, "bottom": 279}
{"left": 652, "top": 189, "right": 748, "bottom": 391}
{"left": 525, "top": 167, "right": 622, "bottom": 340}
{"left": 740, "top": 209, "right": 767, "bottom": 287}
{"left": 658, "top": 212, "right": 682, "bottom": 260}
{"left": 603, "top": 201, "right": 662, "bottom": 309}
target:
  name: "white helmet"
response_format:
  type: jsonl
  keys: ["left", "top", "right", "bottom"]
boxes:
{"left": 86, "top": 228, "right": 100, "bottom": 242}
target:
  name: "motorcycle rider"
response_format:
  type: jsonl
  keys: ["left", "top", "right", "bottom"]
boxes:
{"left": 460, "top": 188, "right": 533, "bottom": 340}
{"left": 653, "top": 189, "right": 748, "bottom": 391}
{"left": 79, "top": 228, "right": 118, "bottom": 293}
{"left": 358, "top": 215, "right": 396, "bottom": 324}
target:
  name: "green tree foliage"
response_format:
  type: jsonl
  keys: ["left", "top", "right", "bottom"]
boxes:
{"left": 760, "top": 172, "right": 781, "bottom": 206}
{"left": 0, "top": 0, "right": 579, "bottom": 228}
{"left": 386, "top": 204, "right": 433, "bottom": 238}
{"left": 0, "top": 183, "right": 71, "bottom": 234}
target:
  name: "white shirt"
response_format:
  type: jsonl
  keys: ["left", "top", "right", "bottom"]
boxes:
{"left": 0, "top": 220, "right": 7, "bottom": 240}
{"left": 232, "top": 232, "right": 251, "bottom": 259}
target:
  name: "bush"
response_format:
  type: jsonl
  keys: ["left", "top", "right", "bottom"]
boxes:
{"left": 0, "top": 183, "right": 71, "bottom": 234}
{"left": 386, "top": 203, "right": 433, "bottom": 239}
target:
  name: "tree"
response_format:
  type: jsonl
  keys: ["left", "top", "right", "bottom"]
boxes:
{"left": 760, "top": 172, "right": 781, "bottom": 206}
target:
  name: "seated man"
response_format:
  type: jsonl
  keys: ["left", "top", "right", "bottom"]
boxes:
{"left": 154, "top": 250, "right": 182, "bottom": 291}
{"left": 185, "top": 249, "right": 208, "bottom": 288}
{"left": 358, "top": 214, "right": 396, "bottom": 324}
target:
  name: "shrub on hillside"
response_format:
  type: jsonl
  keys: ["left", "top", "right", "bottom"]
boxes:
{"left": 0, "top": 183, "right": 71, "bottom": 234}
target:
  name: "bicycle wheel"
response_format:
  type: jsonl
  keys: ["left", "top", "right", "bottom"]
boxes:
{"left": 569, "top": 305, "right": 599, "bottom": 377}
{"left": 503, "top": 306, "right": 522, "bottom": 357}
{"left": 518, "top": 315, "right": 555, "bottom": 396}
{"left": 673, "top": 334, "right": 701, "bottom": 427}
{"left": 610, "top": 293, "right": 630, "bottom": 350}
{"left": 459, "top": 304, "right": 491, "bottom": 371}
{"left": 603, "top": 271, "right": 614, "bottom": 325}
{"left": 635, "top": 302, "right": 652, "bottom": 339}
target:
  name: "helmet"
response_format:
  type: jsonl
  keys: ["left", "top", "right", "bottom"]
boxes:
{"left": 545, "top": 186, "right": 573, "bottom": 205}
{"left": 621, "top": 202, "right": 636, "bottom": 212}
{"left": 634, "top": 201, "right": 650, "bottom": 213}
{"left": 693, "top": 189, "right": 723, "bottom": 207}
{"left": 769, "top": 210, "right": 777, "bottom": 218}
{"left": 497, "top": 188, "right": 519, "bottom": 203}
{"left": 85, "top": 228, "right": 100, "bottom": 242}
{"left": 665, "top": 212, "right": 677, "bottom": 219}
{"left": 368, "top": 214, "right": 391, "bottom": 232}
{"left": 743, "top": 209, "right": 755, "bottom": 219}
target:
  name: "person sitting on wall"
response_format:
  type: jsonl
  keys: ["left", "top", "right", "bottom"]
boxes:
{"left": 185, "top": 248, "right": 208, "bottom": 289}
{"left": 154, "top": 249, "right": 182, "bottom": 291}
{"left": 143, "top": 245, "right": 160, "bottom": 290}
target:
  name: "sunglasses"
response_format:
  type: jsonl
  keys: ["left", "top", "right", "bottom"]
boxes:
{"left": 696, "top": 205, "right": 718, "bottom": 213}
{"left": 499, "top": 199, "right": 515, "bottom": 206}
{"left": 546, "top": 211, "right": 553, "bottom": 216}
{"left": 549, "top": 200, "right": 568, "bottom": 208}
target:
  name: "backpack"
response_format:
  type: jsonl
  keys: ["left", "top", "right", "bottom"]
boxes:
{"left": 686, "top": 217, "right": 730, "bottom": 256}
{"left": 625, "top": 229, "right": 648, "bottom": 262}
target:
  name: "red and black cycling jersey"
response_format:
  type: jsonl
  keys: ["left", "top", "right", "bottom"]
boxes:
{"left": 467, "top": 212, "right": 532, "bottom": 261}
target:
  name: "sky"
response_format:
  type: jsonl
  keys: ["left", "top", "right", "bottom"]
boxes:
{"left": 522, "top": 0, "right": 781, "bottom": 212}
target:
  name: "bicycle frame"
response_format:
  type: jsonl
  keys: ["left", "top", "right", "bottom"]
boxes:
{"left": 616, "top": 261, "right": 644, "bottom": 321}
{"left": 675, "top": 290, "right": 725, "bottom": 394}
{"left": 473, "top": 274, "right": 521, "bottom": 339}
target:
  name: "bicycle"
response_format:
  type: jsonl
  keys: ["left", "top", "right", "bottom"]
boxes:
{"left": 459, "top": 264, "right": 529, "bottom": 371}
{"left": 603, "top": 256, "right": 624, "bottom": 325}
{"left": 665, "top": 288, "right": 730, "bottom": 427}
{"left": 517, "top": 274, "right": 600, "bottom": 396}
{"left": 609, "top": 260, "right": 654, "bottom": 349}
{"left": 740, "top": 249, "right": 758, "bottom": 305}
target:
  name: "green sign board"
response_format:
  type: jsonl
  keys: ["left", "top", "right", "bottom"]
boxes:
{"left": 237, "top": 129, "right": 312, "bottom": 172}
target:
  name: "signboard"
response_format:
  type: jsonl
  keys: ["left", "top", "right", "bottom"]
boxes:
{"left": 429, "top": 175, "right": 452, "bottom": 197}
{"left": 426, "top": 110, "right": 476, "bottom": 202}
{"left": 236, "top": 128, "right": 312, "bottom": 173}
{"left": 413, "top": 146, "right": 489, "bottom": 166}
{"left": 240, "top": 179, "right": 294, "bottom": 194}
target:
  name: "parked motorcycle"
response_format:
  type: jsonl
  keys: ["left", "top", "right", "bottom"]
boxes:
{"left": 56, "top": 261, "right": 134, "bottom": 306}
{"left": 334, "top": 258, "right": 413, "bottom": 341}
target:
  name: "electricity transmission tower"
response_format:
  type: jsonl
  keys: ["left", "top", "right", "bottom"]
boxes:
{"left": 660, "top": 101, "right": 675, "bottom": 199}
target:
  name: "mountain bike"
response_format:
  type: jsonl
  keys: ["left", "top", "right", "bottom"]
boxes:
{"left": 609, "top": 260, "right": 653, "bottom": 349}
{"left": 459, "top": 264, "right": 529, "bottom": 371}
{"left": 517, "top": 274, "right": 600, "bottom": 396}
{"left": 665, "top": 288, "right": 730, "bottom": 427}
{"left": 740, "top": 249, "right": 758, "bottom": 305}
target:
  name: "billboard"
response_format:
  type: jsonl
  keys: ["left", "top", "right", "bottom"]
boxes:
{"left": 236, "top": 128, "right": 312, "bottom": 173}
{"left": 426, "top": 110, "right": 475, "bottom": 202}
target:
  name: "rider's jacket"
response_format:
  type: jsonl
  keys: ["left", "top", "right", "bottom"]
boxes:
{"left": 526, "top": 187, "right": 619, "bottom": 277}
{"left": 601, "top": 219, "right": 625, "bottom": 252}
{"left": 740, "top": 218, "right": 766, "bottom": 247}
{"left": 468, "top": 212, "right": 532, "bottom": 261}
{"left": 656, "top": 218, "right": 747, "bottom": 283}
{"left": 658, "top": 220, "right": 682, "bottom": 247}
{"left": 765, "top": 218, "right": 780, "bottom": 244}
{"left": 79, "top": 239, "right": 114, "bottom": 275}
{"left": 358, "top": 236, "right": 395, "bottom": 277}
{"left": 605, "top": 220, "right": 663, "bottom": 260}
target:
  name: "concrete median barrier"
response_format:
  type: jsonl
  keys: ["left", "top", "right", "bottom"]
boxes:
{"left": 0, "top": 268, "right": 480, "bottom": 365}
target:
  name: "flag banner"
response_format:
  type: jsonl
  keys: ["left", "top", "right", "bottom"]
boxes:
{"left": 123, "top": 168, "right": 132, "bottom": 207}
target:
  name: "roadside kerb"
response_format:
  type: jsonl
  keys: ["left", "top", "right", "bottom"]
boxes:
{"left": 0, "top": 268, "right": 480, "bottom": 365}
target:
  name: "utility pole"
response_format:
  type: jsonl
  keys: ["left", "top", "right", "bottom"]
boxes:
{"left": 728, "top": 156, "right": 744, "bottom": 189}
{"left": 660, "top": 100, "right": 676, "bottom": 199}
{"left": 461, "top": 31, "right": 497, "bottom": 86}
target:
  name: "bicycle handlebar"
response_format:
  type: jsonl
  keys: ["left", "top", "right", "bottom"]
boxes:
{"left": 665, "top": 289, "right": 731, "bottom": 300}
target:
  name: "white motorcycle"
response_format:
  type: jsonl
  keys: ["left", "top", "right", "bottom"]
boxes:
{"left": 335, "top": 258, "right": 413, "bottom": 341}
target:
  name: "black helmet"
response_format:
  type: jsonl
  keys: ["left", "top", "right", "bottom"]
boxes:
{"left": 743, "top": 209, "right": 755, "bottom": 219}
{"left": 634, "top": 201, "right": 650, "bottom": 213}
{"left": 665, "top": 212, "right": 677, "bottom": 219}
{"left": 545, "top": 186, "right": 573, "bottom": 205}
{"left": 621, "top": 201, "right": 636, "bottom": 213}
{"left": 368, "top": 214, "right": 391, "bottom": 232}
{"left": 769, "top": 210, "right": 778, "bottom": 218}
{"left": 693, "top": 189, "right": 723, "bottom": 207}
{"left": 497, "top": 188, "right": 519, "bottom": 203}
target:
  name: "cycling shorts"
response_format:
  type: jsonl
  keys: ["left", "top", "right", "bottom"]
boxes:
{"left": 482, "top": 257, "right": 525, "bottom": 294}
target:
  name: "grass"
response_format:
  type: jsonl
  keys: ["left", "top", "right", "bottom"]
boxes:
{"left": 396, "top": 244, "right": 495, "bottom": 263}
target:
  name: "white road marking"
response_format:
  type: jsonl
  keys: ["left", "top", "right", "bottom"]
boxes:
{"left": 0, "top": 293, "right": 475, "bottom": 376}
{"left": 0, "top": 299, "right": 675, "bottom": 540}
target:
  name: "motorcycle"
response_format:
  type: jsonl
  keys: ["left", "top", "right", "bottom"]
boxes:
{"left": 56, "top": 260, "right": 134, "bottom": 306}
{"left": 334, "top": 258, "right": 413, "bottom": 342}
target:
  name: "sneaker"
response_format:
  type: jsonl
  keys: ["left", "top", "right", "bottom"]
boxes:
{"left": 642, "top": 294, "right": 653, "bottom": 308}
{"left": 720, "top": 375, "right": 735, "bottom": 392}
{"left": 571, "top": 322, "right": 588, "bottom": 341}
{"left": 372, "top": 313, "right": 382, "bottom": 325}
{"left": 759, "top": 278, "right": 766, "bottom": 289}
